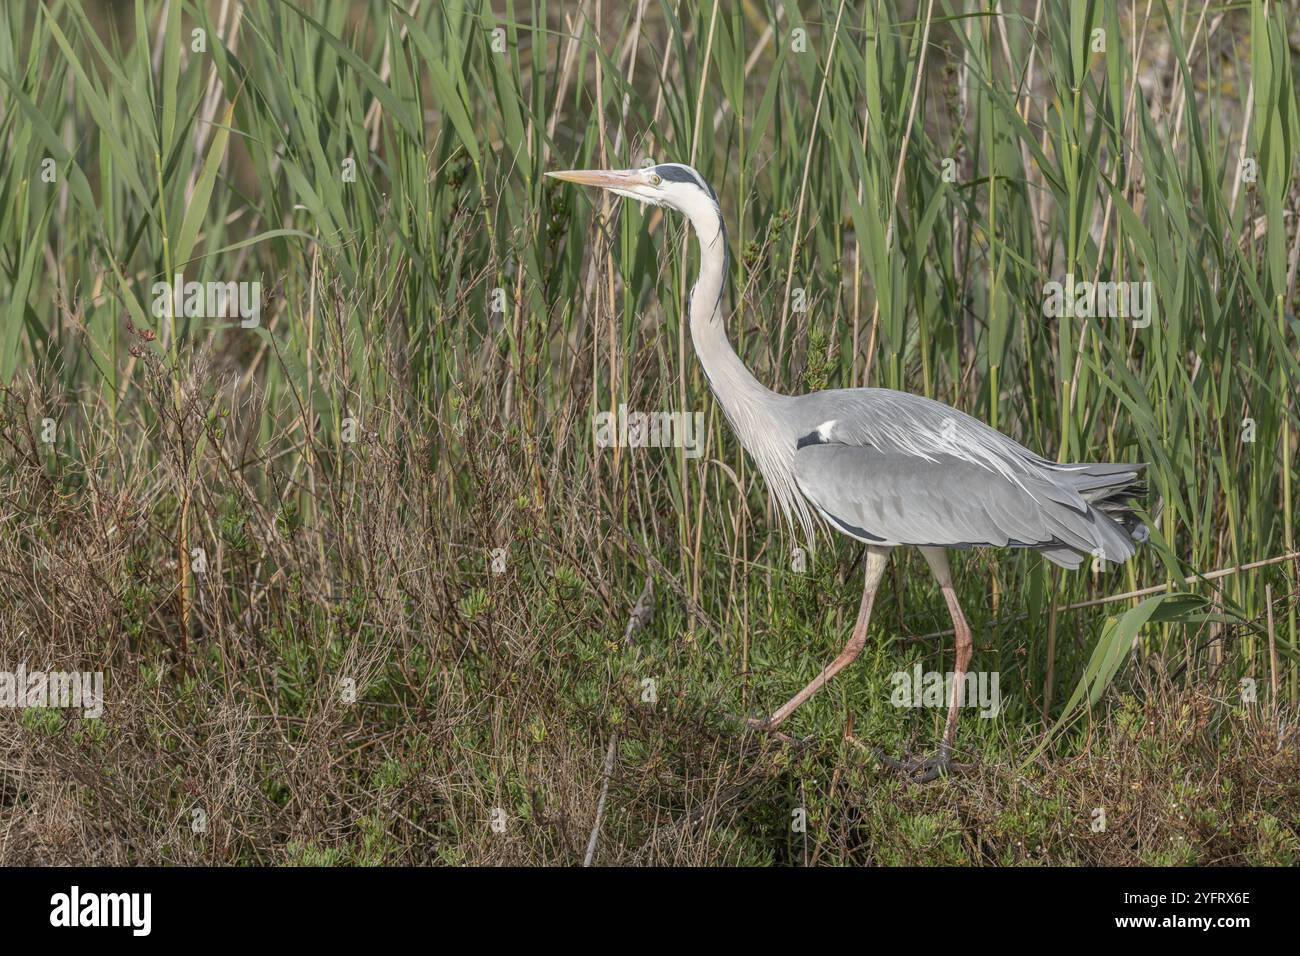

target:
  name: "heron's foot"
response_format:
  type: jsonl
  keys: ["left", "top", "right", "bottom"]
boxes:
{"left": 869, "top": 744, "right": 973, "bottom": 783}
{"left": 740, "top": 715, "right": 811, "bottom": 747}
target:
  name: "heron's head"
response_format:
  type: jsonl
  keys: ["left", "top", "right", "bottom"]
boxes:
{"left": 546, "top": 162, "right": 720, "bottom": 221}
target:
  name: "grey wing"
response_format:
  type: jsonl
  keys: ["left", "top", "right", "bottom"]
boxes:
{"left": 792, "top": 387, "right": 1058, "bottom": 484}
{"left": 793, "top": 444, "right": 1137, "bottom": 569}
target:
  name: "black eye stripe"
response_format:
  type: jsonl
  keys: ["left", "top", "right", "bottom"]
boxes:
{"left": 653, "top": 164, "right": 701, "bottom": 186}
{"left": 652, "top": 163, "right": 720, "bottom": 205}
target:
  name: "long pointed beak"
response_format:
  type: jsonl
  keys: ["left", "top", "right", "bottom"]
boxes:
{"left": 545, "top": 168, "right": 643, "bottom": 190}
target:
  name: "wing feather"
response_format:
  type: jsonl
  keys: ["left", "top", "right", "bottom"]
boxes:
{"left": 793, "top": 442, "right": 1140, "bottom": 567}
{"left": 780, "top": 387, "right": 1144, "bottom": 568}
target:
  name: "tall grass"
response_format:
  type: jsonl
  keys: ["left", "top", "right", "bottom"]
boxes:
{"left": 0, "top": 0, "right": 1297, "bottom": 864}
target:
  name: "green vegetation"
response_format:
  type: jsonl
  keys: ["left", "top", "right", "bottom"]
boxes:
{"left": 0, "top": 1, "right": 1296, "bottom": 864}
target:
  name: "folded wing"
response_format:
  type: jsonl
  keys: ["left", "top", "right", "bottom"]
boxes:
{"left": 793, "top": 443, "right": 1141, "bottom": 569}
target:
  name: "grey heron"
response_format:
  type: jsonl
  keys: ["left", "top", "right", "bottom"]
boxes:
{"left": 548, "top": 163, "right": 1145, "bottom": 779}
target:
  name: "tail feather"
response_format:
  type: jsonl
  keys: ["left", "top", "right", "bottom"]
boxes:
{"left": 1038, "top": 461, "right": 1147, "bottom": 568}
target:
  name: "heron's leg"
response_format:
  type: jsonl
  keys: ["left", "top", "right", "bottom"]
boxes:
{"left": 752, "top": 546, "right": 891, "bottom": 731}
{"left": 921, "top": 546, "right": 973, "bottom": 770}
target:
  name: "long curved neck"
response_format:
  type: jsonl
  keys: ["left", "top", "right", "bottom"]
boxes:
{"left": 683, "top": 205, "right": 773, "bottom": 405}
{"left": 680, "top": 201, "right": 814, "bottom": 541}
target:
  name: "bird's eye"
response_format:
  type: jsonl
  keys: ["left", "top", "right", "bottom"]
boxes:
{"left": 648, "top": 173, "right": 662, "bottom": 186}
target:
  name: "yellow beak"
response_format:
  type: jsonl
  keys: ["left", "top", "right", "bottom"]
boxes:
{"left": 545, "top": 168, "right": 644, "bottom": 190}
